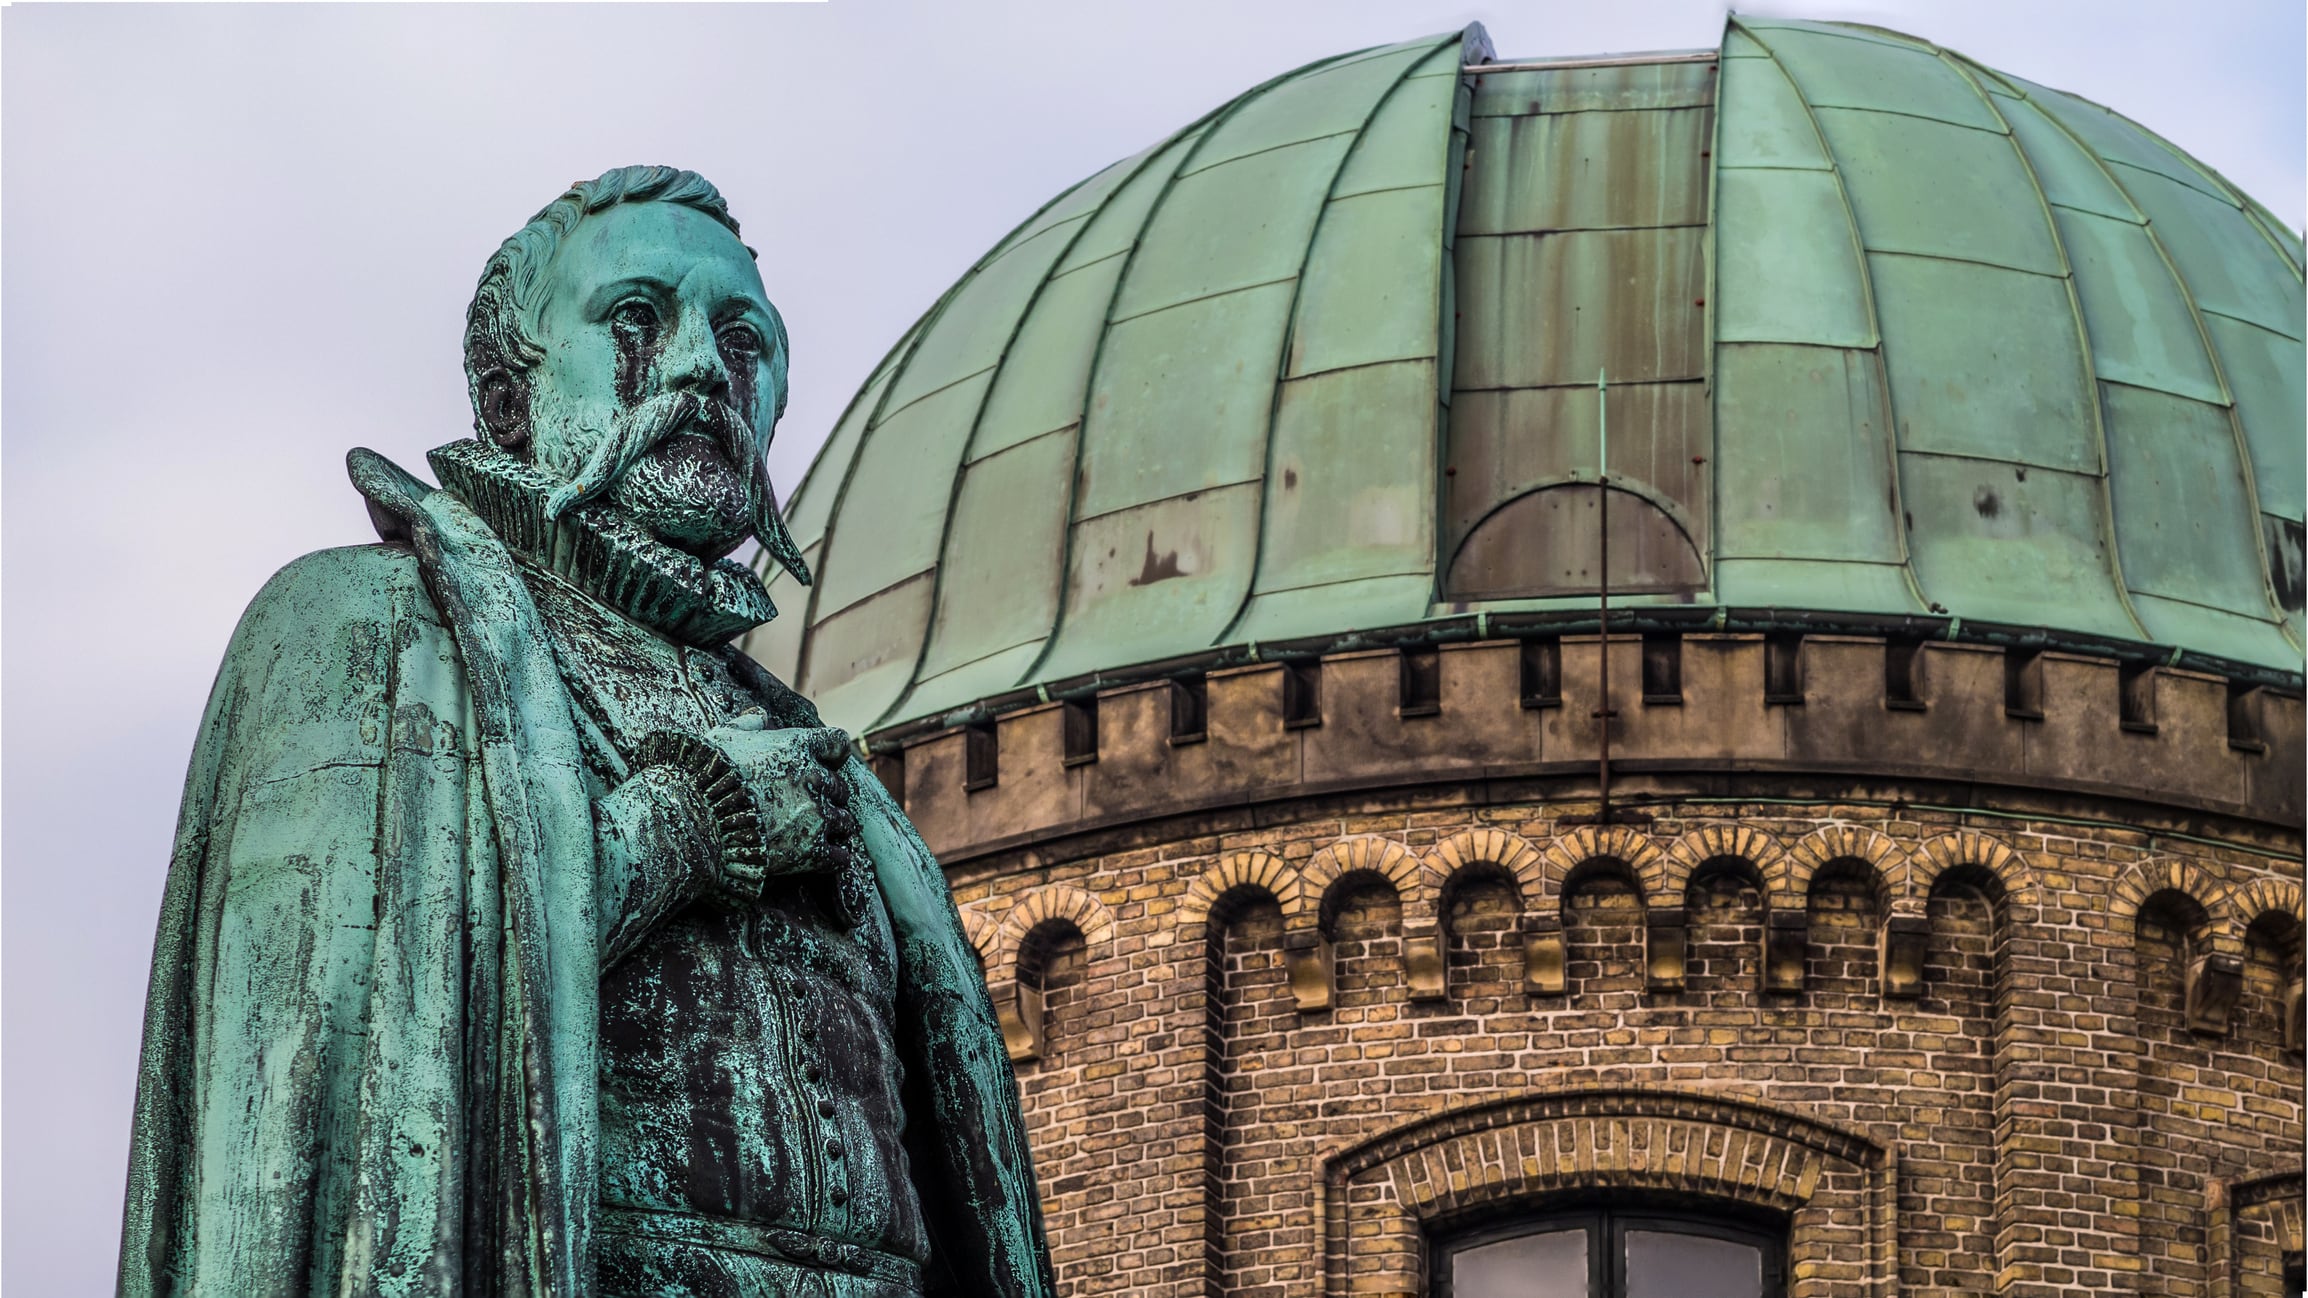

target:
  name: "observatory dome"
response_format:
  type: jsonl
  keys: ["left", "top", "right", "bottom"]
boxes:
{"left": 746, "top": 17, "right": 2307, "bottom": 737}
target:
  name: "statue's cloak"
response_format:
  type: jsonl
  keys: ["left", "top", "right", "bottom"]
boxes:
{"left": 118, "top": 453, "right": 1051, "bottom": 1297}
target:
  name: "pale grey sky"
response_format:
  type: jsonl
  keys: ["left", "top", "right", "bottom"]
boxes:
{"left": 4, "top": 2, "right": 2300, "bottom": 1291}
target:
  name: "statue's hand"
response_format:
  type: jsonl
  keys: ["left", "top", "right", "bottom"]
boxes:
{"left": 633, "top": 718, "right": 857, "bottom": 902}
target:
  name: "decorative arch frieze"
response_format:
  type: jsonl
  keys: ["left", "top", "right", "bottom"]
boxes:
{"left": 1780, "top": 824, "right": 1908, "bottom": 910}
{"left": 1180, "top": 850, "right": 1310, "bottom": 930}
{"left": 1302, "top": 836, "right": 1440, "bottom": 1001}
{"left": 2109, "top": 856, "right": 2232, "bottom": 932}
{"left": 2113, "top": 856, "right": 2251, "bottom": 1036}
{"left": 992, "top": 883, "right": 1116, "bottom": 977}
{"left": 1317, "top": 1086, "right": 1896, "bottom": 1298}
{"left": 1536, "top": 823, "right": 1667, "bottom": 911}
{"left": 1906, "top": 829, "right": 2040, "bottom": 912}
{"left": 1304, "top": 836, "right": 1432, "bottom": 930}
{"left": 1180, "top": 850, "right": 1327, "bottom": 1013}
{"left": 958, "top": 904, "right": 1000, "bottom": 970}
{"left": 2230, "top": 876, "right": 2306, "bottom": 940}
{"left": 1424, "top": 828, "right": 1544, "bottom": 907}
{"left": 1661, "top": 824, "right": 1785, "bottom": 908}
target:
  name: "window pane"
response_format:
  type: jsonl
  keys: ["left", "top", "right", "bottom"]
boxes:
{"left": 1623, "top": 1230, "right": 1763, "bottom": 1298}
{"left": 1452, "top": 1228, "right": 1589, "bottom": 1298}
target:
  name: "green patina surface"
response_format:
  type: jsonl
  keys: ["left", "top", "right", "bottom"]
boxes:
{"left": 122, "top": 168, "right": 1053, "bottom": 1296}
{"left": 753, "top": 18, "right": 2305, "bottom": 737}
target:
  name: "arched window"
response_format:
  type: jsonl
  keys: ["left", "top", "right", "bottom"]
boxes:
{"left": 1433, "top": 1206, "right": 1785, "bottom": 1298}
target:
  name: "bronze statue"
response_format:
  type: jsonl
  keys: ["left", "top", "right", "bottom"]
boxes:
{"left": 119, "top": 166, "right": 1054, "bottom": 1298}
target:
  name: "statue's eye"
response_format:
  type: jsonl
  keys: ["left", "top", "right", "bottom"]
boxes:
{"left": 718, "top": 326, "right": 763, "bottom": 357}
{"left": 610, "top": 301, "right": 658, "bottom": 336}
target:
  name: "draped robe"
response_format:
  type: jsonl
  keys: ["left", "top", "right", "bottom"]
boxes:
{"left": 117, "top": 450, "right": 1052, "bottom": 1297}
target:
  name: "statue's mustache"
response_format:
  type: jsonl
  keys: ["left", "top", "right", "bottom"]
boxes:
{"left": 542, "top": 391, "right": 756, "bottom": 522}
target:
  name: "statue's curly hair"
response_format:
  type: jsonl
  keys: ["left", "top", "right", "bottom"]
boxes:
{"left": 461, "top": 166, "right": 789, "bottom": 440}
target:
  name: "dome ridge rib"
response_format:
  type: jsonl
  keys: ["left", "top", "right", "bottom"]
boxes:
{"left": 1728, "top": 16, "right": 1932, "bottom": 618}
{"left": 1008, "top": 43, "right": 1383, "bottom": 693}
{"left": 862, "top": 113, "right": 1250, "bottom": 733}
{"left": 1215, "top": 33, "right": 1471, "bottom": 647}
{"left": 1935, "top": 42, "right": 2156, "bottom": 648}
{"left": 1979, "top": 60, "right": 2302, "bottom": 652}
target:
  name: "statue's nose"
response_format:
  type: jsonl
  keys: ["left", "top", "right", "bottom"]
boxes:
{"left": 664, "top": 310, "right": 730, "bottom": 397}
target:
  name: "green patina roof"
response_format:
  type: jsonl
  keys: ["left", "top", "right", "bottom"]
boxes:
{"left": 748, "top": 18, "right": 2306, "bottom": 736}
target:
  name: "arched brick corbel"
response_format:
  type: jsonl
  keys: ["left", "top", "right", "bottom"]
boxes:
{"left": 2228, "top": 876, "right": 2305, "bottom": 1055}
{"left": 1767, "top": 826, "right": 1909, "bottom": 996}
{"left": 1183, "top": 850, "right": 1326, "bottom": 1013}
{"left": 1411, "top": 830, "right": 1537, "bottom": 1001}
{"left": 1906, "top": 829, "right": 2041, "bottom": 911}
{"left": 959, "top": 905, "right": 1001, "bottom": 972}
{"left": 2112, "top": 857, "right": 2244, "bottom": 1035}
{"left": 1882, "top": 830, "right": 2041, "bottom": 1001}
{"left": 1657, "top": 826, "right": 1785, "bottom": 995}
{"left": 1428, "top": 829, "right": 1550, "bottom": 998}
{"left": 1305, "top": 837, "right": 1439, "bottom": 1000}
{"left": 984, "top": 885, "right": 1117, "bottom": 1064}
{"left": 1536, "top": 825, "right": 1677, "bottom": 993}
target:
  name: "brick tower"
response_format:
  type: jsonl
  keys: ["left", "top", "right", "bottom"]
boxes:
{"left": 746, "top": 18, "right": 2306, "bottom": 1297}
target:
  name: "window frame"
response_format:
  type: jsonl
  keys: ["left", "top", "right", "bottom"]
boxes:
{"left": 1430, "top": 1201, "right": 1787, "bottom": 1298}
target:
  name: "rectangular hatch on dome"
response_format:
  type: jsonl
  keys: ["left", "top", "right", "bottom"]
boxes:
{"left": 1442, "top": 57, "right": 1716, "bottom": 602}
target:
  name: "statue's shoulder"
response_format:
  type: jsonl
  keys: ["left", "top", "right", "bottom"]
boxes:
{"left": 241, "top": 543, "right": 439, "bottom": 632}
{"left": 221, "top": 544, "right": 448, "bottom": 690}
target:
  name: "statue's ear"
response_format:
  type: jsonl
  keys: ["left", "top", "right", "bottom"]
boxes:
{"left": 477, "top": 368, "right": 530, "bottom": 451}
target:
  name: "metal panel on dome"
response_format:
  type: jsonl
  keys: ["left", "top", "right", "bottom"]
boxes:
{"left": 1866, "top": 255, "right": 2100, "bottom": 472}
{"left": 1898, "top": 455, "right": 2142, "bottom": 639}
{"left": 1813, "top": 107, "right": 2063, "bottom": 276}
{"left": 1225, "top": 39, "right": 1464, "bottom": 643}
{"left": 2056, "top": 208, "right": 2226, "bottom": 403}
{"left": 2013, "top": 79, "right": 2232, "bottom": 204}
{"left": 1443, "top": 56, "right": 1715, "bottom": 604}
{"left": 1038, "top": 484, "right": 1264, "bottom": 683}
{"left": 2207, "top": 314, "right": 2307, "bottom": 522}
{"left": 1716, "top": 37, "right": 1830, "bottom": 169}
{"left": 1737, "top": 20, "right": 2002, "bottom": 131}
{"left": 1107, "top": 137, "right": 1353, "bottom": 321}
{"left": 874, "top": 216, "right": 1087, "bottom": 414}
{"left": 2120, "top": 169, "right": 2304, "bottom": 342}
{"left": 1027, "top": 31, "right": 1469, "bottom": 684}
{"left": 1992, "top": 90, "right": 2141, "bottom": 223}
{"left": 1712, "top": 344, "right": 1905, "bottom": 566}
{"left": 806, "top": 369, "right": 992, "bottom": 616}
{"left": 966, "top": 253, "right": 1127, "bottom": 461}
{"left": 1712, "top": 168, "right": 1873, "bottom": 346}
{"left": 1285, "top": 184, "right": 1448, "bottom": 374}
{"left": 1077, "top": 281, "right": 1296, "bottom": 517}
{"left": 917, "top": 429, "right": 1075, "bottom": 681}
{"left": 1188, "top": 41, "right": 1434, "bottom": 169}
{"left": 2100, "top": 382, "right": 2290, "bottom": 659}
{"left": 1251, "top": 360, "right": 1437, "bottom": 594}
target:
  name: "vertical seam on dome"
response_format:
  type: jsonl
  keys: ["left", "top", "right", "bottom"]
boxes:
{"left": 1011, "top": 47, "right": 1373, "bottom": 690}
{"left": 1700, "top": 40, "right": 1725, "bottom": 607}
{"left": 796, "top": 140, "right": 1210, "bottom": 701}
{"left": 1729, "top": 17, "right": 1936, "bottom": 619}
{"left": 1939, "top": 49, "right": 2155, "bottom": 648}
{"left": 1976, "top": 57, "right": 2301, "bottom": 653}
{"left": 860, "top": 128, "right": 1230, "bottom": 735}
{"left": 1214, "top": 34, "right": 1462, "bottom": 645}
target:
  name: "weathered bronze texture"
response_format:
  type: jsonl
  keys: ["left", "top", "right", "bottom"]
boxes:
{"left": 119, "top": 166, "right": 1053, "bottom": 1297}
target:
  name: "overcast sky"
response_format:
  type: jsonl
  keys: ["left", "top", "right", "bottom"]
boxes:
{"left": 4, "top": 1, "right": 2300, "bottom": 1291}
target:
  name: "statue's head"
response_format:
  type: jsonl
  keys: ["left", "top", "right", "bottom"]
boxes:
{"left": 464, "top": 166, "right": 804, "bottom": 573}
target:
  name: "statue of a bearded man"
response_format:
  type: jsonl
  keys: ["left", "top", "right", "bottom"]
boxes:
{"left": 118, "top": 166, "right": 1054, "bottom": 1298}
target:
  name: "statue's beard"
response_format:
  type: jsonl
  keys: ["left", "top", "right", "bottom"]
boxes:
{"left": 536, "top": 390, "right": 777, "bottom": 562}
